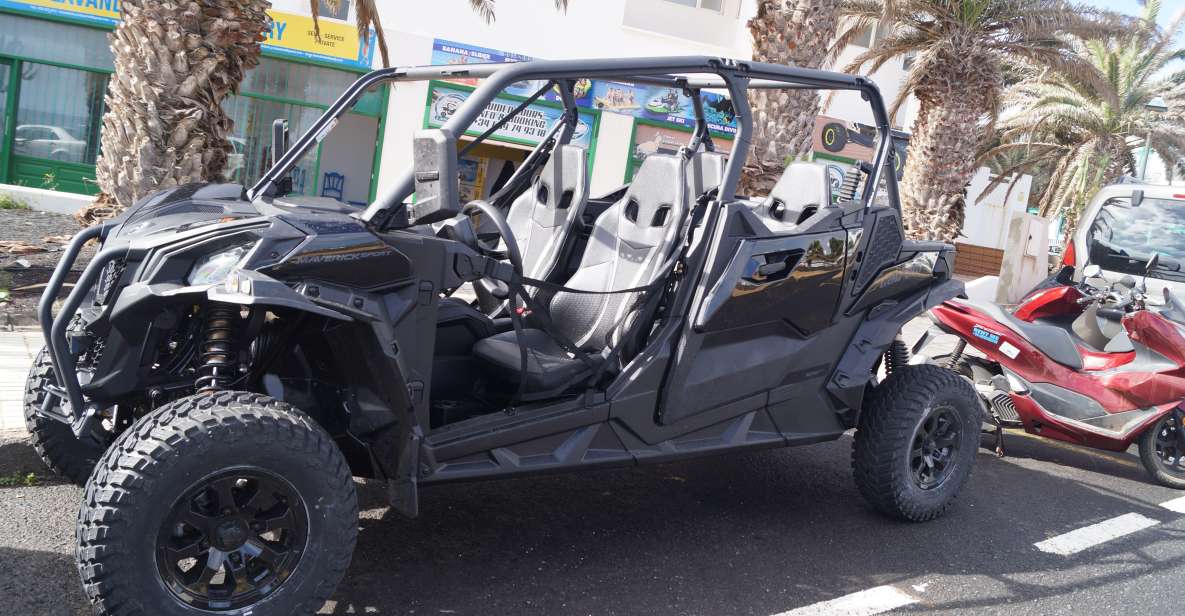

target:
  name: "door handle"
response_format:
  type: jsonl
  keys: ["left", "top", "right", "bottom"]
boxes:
{"left": 757, "top": 261, "right": 788, "bottom": 277}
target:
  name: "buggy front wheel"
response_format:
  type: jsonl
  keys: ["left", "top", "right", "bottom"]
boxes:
{"left": 852, "top": 364, "right": 980, "bottom": 521}
{"left": 77, "top": 391, "right": 358, "bottom": 616}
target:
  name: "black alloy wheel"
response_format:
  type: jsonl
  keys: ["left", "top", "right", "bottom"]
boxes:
{"left": 1140, "top": 412, "right": 1185, "bottom": 488}
{"left": 155, "top": 468, "right": 309, "bottom": 611}
{"left": 910, "top": 405, "right": 962, "bottom": 490}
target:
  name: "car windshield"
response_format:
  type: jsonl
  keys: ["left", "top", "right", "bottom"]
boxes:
{"left": 1087, "top": 196, "right": 1185, "bottom": 280}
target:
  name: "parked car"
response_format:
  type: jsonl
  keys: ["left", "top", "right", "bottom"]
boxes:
{"left": 13, "top": 123, "right": 86, "bottom": 162}
{"left": 29, "top": 57, "right": 978, "bottom": 616}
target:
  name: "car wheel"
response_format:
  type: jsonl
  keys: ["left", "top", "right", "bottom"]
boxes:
{"left": 77, "top": 391, "right": 357, "bottom": 616}
{"left": 23, "top": 347, "right": 109, "bottom": 485}
{"left": 1138, "top": 414, "right": 1185, "bottom": 489}
{"left": 853, "top": 364, "right": 980, "bottom": 522}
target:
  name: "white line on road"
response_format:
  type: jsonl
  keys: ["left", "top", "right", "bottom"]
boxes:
{"left": 1034, "top": 512, "right": 1160, "bottom": 556}
{"left": 1161, "top": 495, "right": 1185, "bottom": 514}
{"left": 771, "top": 585, "right": 918, "bottom": 616}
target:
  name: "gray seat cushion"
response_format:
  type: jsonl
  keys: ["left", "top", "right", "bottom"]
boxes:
{"left": 687, "top": 151, "right": 727, "bottom": 200}
{"left": 472, "top": 328, "right": 593, "bottom": 393}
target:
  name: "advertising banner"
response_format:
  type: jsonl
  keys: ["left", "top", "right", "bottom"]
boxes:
{"left": 426, "top": 83, "right": 597, "bottom": 150}
{"left": 0, "top": 1, "right": 375, "bottom": 69}
{"left": 431, "top": 38, "right": 737, "bottom": 136}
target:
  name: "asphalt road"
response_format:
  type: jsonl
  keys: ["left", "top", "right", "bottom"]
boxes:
{"left": 3, "top": 426, "right": 1185, "bottom": 616}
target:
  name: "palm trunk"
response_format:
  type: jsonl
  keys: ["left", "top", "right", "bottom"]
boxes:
{"left": 741, "top": 0, "right": 840, "bottom": 197}
{"left": 899, "top": 49, "right": 998, "bottom": 243}
{"left": 82, "top": 0, "right": 269, "bottom": 225}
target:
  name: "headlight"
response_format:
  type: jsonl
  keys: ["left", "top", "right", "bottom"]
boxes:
{"left": 187, "top": 244, "right": 253, "bottom": 286}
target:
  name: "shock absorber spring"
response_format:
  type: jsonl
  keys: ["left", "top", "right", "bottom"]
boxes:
{"left": 196, "top": 304, "right": 238, "bottom": 392}
{"left": 884, "top": 335, "right": 910, "bottom": 375}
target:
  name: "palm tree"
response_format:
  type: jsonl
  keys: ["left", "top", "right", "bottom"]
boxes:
{"left": 980, "top": 1, "right": 1185, "bottom": 233}
{"left": 84, "top": 0, "right": 566, "bottom": 224}
{"left": 741, "top": 0, "right": 843, "bottom": 197}
{"left": 835, "top": 0, "right": 1127, "bottom": 243}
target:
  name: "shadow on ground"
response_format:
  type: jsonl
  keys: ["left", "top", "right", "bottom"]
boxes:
{"left": 323, "top": 436, "right": 1184, "bottom": 615}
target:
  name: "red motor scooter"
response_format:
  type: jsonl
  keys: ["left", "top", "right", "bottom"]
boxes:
{"left": 921, "top": 258, "right": 1185, "bottom": 487}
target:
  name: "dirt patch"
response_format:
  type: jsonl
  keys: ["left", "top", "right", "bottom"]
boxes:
{"left": 0, "top": 210, "right": 92, "bottom": 328}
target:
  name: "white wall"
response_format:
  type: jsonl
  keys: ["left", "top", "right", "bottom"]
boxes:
{"left": 963, "top": 167, "right": 1033, "bottom": 250}
{"left": 317, "top": 113, "right": 379, "bottom": 205}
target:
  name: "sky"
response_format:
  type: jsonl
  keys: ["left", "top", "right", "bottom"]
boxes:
{"left": 1082, "top": 0, "right": 1185, "bottom": 27}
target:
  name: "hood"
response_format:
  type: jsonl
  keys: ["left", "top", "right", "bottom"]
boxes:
{"left": 109, "top": 183, "right": 257, "bottom": 240}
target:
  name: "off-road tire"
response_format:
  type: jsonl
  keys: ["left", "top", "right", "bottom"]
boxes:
{"left": 77, "top": 391, "right": 358, "bottom": 616}
{"left": 23, "top": 347, "right": 106, "bottom": 485}
{"left": 853, "top": 364, "right": 980, "bottom": 522}
{"left": 1138, "top": 415, "right": 1185, "bottom": 489}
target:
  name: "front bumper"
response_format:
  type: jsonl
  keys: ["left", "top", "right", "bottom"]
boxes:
{"left": 37, "top": 222, "right": 121, "bottom": 438}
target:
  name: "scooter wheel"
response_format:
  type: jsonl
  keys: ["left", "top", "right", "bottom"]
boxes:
{"left": 1138, "top": 415, "right": 1185, "bottom": 489}
{"left": 853, "top": 364, "right": 980, "bottom": 522}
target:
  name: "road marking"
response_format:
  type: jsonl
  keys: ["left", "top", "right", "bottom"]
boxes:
{"left": 1034, "top": 512, "right": 1160, "bottom": 556}
{"left": 1161, "top": 495, "right": 1185, "bottom": 514}
{"left": 771, "top": 585, "right": 917, "bottom": 616}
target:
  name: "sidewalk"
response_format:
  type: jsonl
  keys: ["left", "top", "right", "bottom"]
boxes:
{"left": 0, "top": 330, "right": 40, "bottom": 432}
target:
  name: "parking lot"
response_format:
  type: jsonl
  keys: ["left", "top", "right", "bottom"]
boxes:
{"left": 5, "top": 374, "right": 1185, "bottom": 615}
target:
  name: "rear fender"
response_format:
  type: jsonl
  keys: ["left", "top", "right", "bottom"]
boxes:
{"left": 828, "top": 278, "right": 964, "bottom": 420}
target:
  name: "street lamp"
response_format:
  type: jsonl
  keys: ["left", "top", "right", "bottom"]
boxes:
{"left": 1140, "top": 97, "right": 1168, "bottom": 181}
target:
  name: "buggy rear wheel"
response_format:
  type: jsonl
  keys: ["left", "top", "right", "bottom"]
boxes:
{"left": 77, "top": 391, "right": 357, "bottom": 616}
{"left": 853, "top": 364, "right": 979, "bottom": 521}
{"left": 23, "top": 347, "right": 109, "bottom": 485}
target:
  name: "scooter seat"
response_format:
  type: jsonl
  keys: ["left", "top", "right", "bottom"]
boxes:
{"left": 950, "top": 298, "right": 1084, "bottom": 370}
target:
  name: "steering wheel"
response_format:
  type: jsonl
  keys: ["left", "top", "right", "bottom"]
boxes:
{"left": 459, "top": 200, "right": 523, "bottom": 275}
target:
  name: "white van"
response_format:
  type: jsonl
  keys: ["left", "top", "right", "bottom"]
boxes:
{"left": 1065, "top": 182, "right": 1185, "bottom": 299}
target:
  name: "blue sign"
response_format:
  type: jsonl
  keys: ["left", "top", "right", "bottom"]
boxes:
{"left": 426, "top": 84, "right": 597, "bottom": 150}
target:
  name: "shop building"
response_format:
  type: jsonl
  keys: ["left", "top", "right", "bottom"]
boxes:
{"left": 0, "top": 0, "right": 918, "bottom": 205}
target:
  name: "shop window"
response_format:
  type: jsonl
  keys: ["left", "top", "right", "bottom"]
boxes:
{"left": 14, "top": 62, "right": 106, "bottom": 165}
{"left": 239, "top": 57, "right": 383, "bottom": 114}
{"left": 222, "top": 95, "right": 323, "bottom": 194}
{"left": 0, "top": 13, "right": 112, "bottom": 71}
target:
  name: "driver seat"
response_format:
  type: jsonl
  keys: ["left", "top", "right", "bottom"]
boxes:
{"left": 473, "top": 154, "right": 689, "bottom": 397}
{"left": 505, "top": 145, "right": 590, "bottom": 281}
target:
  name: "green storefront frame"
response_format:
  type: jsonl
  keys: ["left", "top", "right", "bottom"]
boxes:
{"left": 0, "top": 5, "right": 389, "bottom": 201}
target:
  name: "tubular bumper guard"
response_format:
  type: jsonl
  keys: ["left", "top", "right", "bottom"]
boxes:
{"left": 37, "top": 222, "right": 119, "bottom": 439}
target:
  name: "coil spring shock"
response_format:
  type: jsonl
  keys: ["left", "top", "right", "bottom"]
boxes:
{"left": 884, "top": 336, "right": 910, "bottom": 375}
{"left": 946, "top": 338, "right": 967, "bottom": 369}
{"left": 196, "top": 304, "right": 238, "bottom": 392}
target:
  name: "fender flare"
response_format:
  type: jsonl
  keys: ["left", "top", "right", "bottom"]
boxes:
{"left": 828, "top": 278, "right": 965, "bottom": 418}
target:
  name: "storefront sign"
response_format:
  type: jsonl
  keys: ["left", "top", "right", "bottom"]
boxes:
{"left": 0, "top": 1, "right": 374, "bottom": 69}
{"left": 264, "top": 9, "right": 375, "bottom": 70}
{"left": 0, "top": 0, "right": 119, "bottom": 25}
{"left": 426, "top": 83, "right": 596, "bottom": 150}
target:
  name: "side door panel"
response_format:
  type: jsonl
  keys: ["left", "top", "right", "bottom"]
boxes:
{"left": 658, "top": 204, "right": 853, "bottom": 429}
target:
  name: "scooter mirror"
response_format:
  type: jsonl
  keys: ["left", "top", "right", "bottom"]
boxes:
{"left": 1083, "top": 264, "right": 1101, "bottom": 279}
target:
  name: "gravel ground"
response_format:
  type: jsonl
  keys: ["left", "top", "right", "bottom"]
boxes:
{"left": 0, "top": 209, "right": 92, "bottom": 327}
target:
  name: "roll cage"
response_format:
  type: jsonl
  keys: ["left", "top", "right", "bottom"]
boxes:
{"left": 248, "top": 56, "right": 901, "bottom": 224}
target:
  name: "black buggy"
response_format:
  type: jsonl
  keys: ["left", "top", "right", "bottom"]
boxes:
{"left": 27, "top": 57, "right": 979, "bottom": 615}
